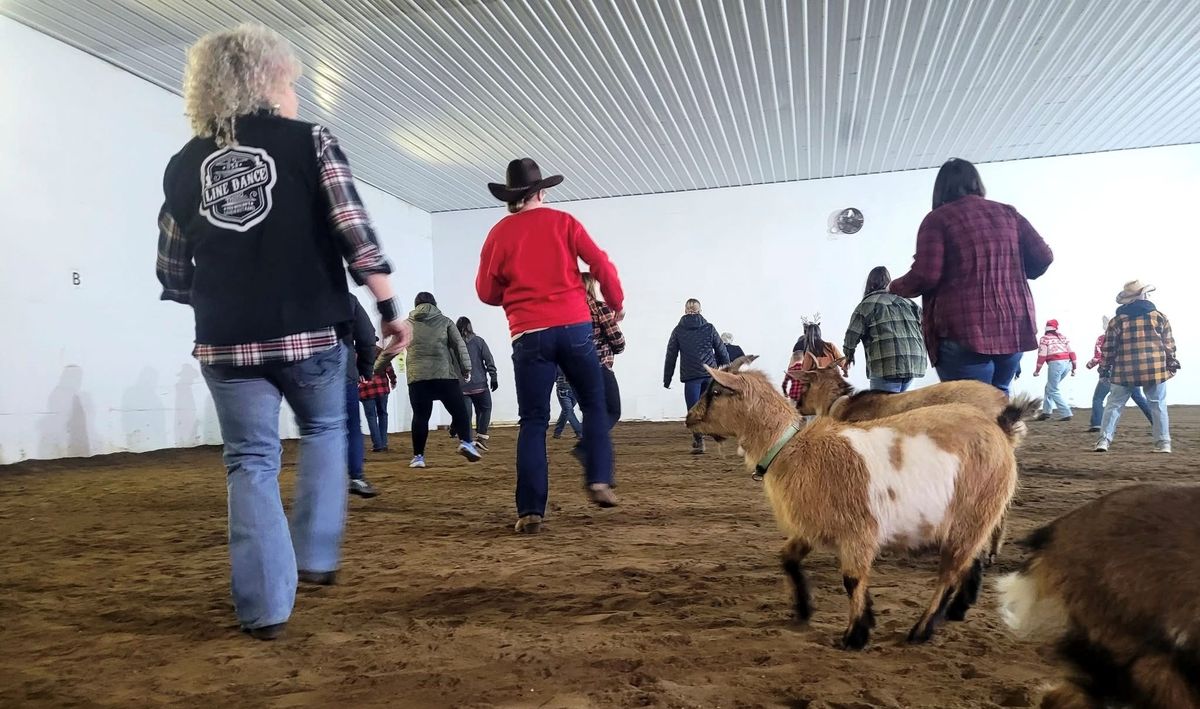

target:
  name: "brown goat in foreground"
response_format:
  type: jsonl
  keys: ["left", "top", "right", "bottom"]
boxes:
{"left": 687, "top": 363, "right": 1035, "bottom": 649}
{"left": 998, "top": 484, "right": 1200, "bottom": 709}
{"left": 795, "top": 365, "right": 1017, "bottom": 564}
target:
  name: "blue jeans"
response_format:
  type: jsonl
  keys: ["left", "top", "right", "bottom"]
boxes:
{"left": 344, "top": 372, "right": 365, "bottom": 480}
{"left": 554, "top": 389, "right": 582, "bottom": 437}
{"left": 362, "top": 394, "right": 389, "bottom": 451}
{"left": 684, "top": 378, "right": 710, "bottom": 445}
{"left": 935, "top": 340, "right": 1023, "bottom": 395}
{"left": 512, "top": 324, "right": 613, "bottom": 517}
{"left": 1090, "top": 379, "right": 1151, "bottom": 427}
{"left": 869, "top": 377, "right": 912, "bottom": 392}
{"left": 1041, "top": 360, "right": 1072, "bottom": 416}
{"left": 1100, "top": 382, "right": 1169, "bottom": 445}
{"left": 201, "top": 343, "right": 348, "bottom": 630}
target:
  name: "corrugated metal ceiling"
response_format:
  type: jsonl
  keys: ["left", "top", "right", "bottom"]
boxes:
{"left": 5, "top": 0, "right": 1199, "bottom": 212}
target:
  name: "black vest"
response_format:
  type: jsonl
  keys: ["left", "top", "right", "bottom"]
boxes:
{"left": 163, "top": 113, "right": 350, "bottom": 346}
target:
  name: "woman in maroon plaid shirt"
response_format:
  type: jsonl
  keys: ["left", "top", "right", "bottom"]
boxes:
{"left": 359, "top": 346, "right": 396, "bottom": 453}
{"left": 890, "top": 159, "right": 1054, "bottom": 395}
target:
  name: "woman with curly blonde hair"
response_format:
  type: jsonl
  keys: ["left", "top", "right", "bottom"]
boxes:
{"left": 156, "top": 23, "right": 413, "bottom": 640}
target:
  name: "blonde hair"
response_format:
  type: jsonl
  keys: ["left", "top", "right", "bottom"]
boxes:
{"left": 685, "top": 299, "right": 702, "bottom": 314}
{"left": 183, "top": 23, "right": 302, "bottom": 145}
{"left": 582, "top": 272, "right": 600, "bottom": 301}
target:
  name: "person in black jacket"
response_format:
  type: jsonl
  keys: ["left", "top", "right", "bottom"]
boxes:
{"left": 664, "top": 299, "right": 730, "bottom": 453}
{"left": 721, "top": 332, "right": 746, "bottom": 362}
{"left": 344, "top": 295, "right": 378, "bottom": 498}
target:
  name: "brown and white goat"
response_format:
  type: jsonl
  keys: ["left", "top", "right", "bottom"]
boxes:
{"left": 998, "top": 484, "right": 1200, "bottom": 709}
{"left": 795, "top": 364, "right": 1017, "bottom": 564}
{"left": 686, "top": 364, "right": 1034, "bottom": 649}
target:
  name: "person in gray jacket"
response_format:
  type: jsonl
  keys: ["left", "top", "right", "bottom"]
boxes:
{"left": 405, "top": 293, "right": 481, "bottom": 468}
{"left": 456, "top": 317, "right": 499, "bottom": 452}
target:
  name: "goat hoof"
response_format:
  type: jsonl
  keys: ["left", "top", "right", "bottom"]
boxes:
{"left": 840, "top": 626, "right": 870, "bottom": 651}
{"left": 946, "top": 606, "right": 968, "bottom": 622}
{"left": 906, "top": 623, "right": 935, "bottom": 644}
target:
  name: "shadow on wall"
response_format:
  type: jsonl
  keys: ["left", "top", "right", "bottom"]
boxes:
{"left": 121, "top": 367, "right": 166, "bottom": 452}
{"left": 174, "top": 364, "right": 200, "bottom": 447}
{"left": 38, "top": 365, "right": 93, "bottom": 459}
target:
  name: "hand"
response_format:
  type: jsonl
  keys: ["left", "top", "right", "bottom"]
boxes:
{"left": 664, "top": 383, "right": 671, "bottom": 390}
{"left": 615, "top": 309, "right": 626, "bottom": 322}
{"left": 359, "top": 376, "right": 369, "bottom": 385}
{"left": 1071, "top": 370, "right": 1076, "bottom": 377}
{"left": 490, "top": 377, "right": 499, "bottom": 392}
{"left": 381, "top": 318, "right": 412, "bottom": 354}
{"left": 1086, "top": 361, "right": 1097, "bottom": 369}
{"left": 1033, "top": 370, "right": 1040, "bottom": 377}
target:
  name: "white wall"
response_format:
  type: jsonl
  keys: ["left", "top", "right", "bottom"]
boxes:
{"left": 433, "top": 143, "right": 1199, "bottom": 424}
{"left": 0, "top": 17, "right": 432, "bottom": 464}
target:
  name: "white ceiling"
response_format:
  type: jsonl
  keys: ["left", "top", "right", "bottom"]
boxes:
{"left": 5, "top": 0, "right": 1199, "bottom": 212}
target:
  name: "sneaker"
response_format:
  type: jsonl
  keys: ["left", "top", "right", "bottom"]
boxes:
{"left": 474, "top": 436, "right": 490, "bottom": 453}
{"left": 1035, "top": 413, "right": 1051, "bottom": 421}
{"left": 515, "top": 514, "right": 543, "bottom": 534}
{"left": 349, "top": 478, "right": 378, "bottom": 498}
{"left": 298, "top": 570, "right": 337, "bottom": 586}
{"left": 458, "top": 441, "right": 482, "bottom": 462}
{"left": 1054, "top": 415, "right": 1073, "bottom": 422}
{"left": 1154, "top": 442, "right": 1172, "bottom": 454}
{"left": 1087, "top": 426, "right": 1100, "bottom": 432}
{"left": 587, "top": 483, "right": 619, "bottom": 508}
{"left": 1093, "top": 439, "right": 1110, "bottom": 452}
{"left": 244, "top": 622, "right": 287, "bottom": 641}
{"left": 409, "top": 455, "right": 426, "bottom": 468}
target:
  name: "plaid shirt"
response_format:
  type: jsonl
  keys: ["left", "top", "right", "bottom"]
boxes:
{"left": 589, "top": 298, "right": 626, "bottom": 369}
{"left": 1100, "top": 308, "right": 1179, "bottom": 386}
{"left": 782, "top": 345, "right": 843, "bottom": 401}
{"left": 843, "top": 291, "right": 928, "bottom": 380}
{"left": 890, "top": 196, "right": 1053, "bottom": 364}
{"left": 359, "top": 364, "right": 396, "bottom": 400}
{"left": 157, "top": 125, "right": 392, "bottom": 366}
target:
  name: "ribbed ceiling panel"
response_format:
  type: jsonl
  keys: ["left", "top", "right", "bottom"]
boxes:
{"left": 5, "top": 0, "right": 1199, "bottom": 212}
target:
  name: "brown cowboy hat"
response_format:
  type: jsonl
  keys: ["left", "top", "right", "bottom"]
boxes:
{"left": 1116, "top": 280, "right": 1156, "bottom": 304}
{"left": 487, "top": 158, "right": 563, "bottom": 203}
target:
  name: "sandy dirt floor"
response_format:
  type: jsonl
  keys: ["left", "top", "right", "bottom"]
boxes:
{"left": 1, "top": 410, "right": 1196, "bottom": 708}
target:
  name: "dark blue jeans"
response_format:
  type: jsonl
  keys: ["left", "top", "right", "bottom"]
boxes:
{"left": 512, "top": 323, "right": 613, "bottom": 517}
{"left": 935, "top": 340, "right": 1023, "bottom": 396}
{"left": 1090, "top": 379, "right": 1152, "bottom": 427}
{"left": 362, "top": 394, "right": 389, "bottom": 451}
{"left": 344, "top": 371, "right": 365, "bottom": 480}
{"left": 684, "top": 377, "right": 710, "bottom": 444}
{"left": 554, "top": 388, "right": 582, "bottom": 437}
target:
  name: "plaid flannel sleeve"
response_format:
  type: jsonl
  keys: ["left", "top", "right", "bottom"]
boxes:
{"left": 599, "top": 305, "right": 627, "bottom": 355}
{"left": 843, "top": 300, "right": 871, "bottom": 353}
{"left": 314, "top": 126, "right": 392, "bottom": 285}
{"left": 1161, "top": 316, "right": 1179, "bottom": 370}
{"left": 156, "top": 204, "right": 193, "bottom": 304}
{"left": 1099, "top": 322, "right": 1119, "bottom": 377}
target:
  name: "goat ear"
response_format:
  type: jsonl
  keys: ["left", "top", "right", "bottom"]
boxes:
{"left": 726, "top": 354, "right": 759, "bottom": 373}
{"left": 707, "top": 366, "right": 743, "bottom": 392}
{"left": 833, "top": 356, "right": 848, "bottom": 368}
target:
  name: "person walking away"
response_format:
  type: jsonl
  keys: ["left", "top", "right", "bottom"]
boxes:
{"left": 721, "top": 333, "right": 745, "bottom": 362}
{"left": 359, "top": 344, "right": 396, "bottom": 453}
{"left": 456, "top": 317, "right": 498, "bottom": 452}
{"left": 843, "top": 267, "right": 928, "bottom": 392}
{"left": 784, "top": 319, "right": 847, "bottom": 406}
{"left": 156, "top": 24, "right": 411, "bottom": 640}
{"left": 664, "top": 299, "right": 730, "bottom": 454}
{"left": 476, "top": 159, "right": 625, "bottom": 533}
{"left": 343, "top": 296, "right": 380, "bottom": 497}
{"left": 1085, "top": 315, "right": 1152, "bottom": 432}
{"left": 584, "top": 272, "right": 626, "bottom": 430}
{"left": 553, "top": 369, "right": 583, "bottom": 439}
{"left": 1095, "top": 281, "right": 1180, "bottom": 453}
{"left": 1032, "top": 320, "right": 1077, "bottom": 420}
{"left": 405, "top": 292, "right": 481, "bottom": 468}
{"left": 889, "top": 158, "right": 1054, "bottom": 395}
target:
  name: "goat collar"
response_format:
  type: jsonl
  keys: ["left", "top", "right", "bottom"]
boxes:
{"left": 755, "top": 422, "right": 802, "bottom": 478}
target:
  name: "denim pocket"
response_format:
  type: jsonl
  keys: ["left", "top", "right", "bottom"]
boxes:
{"left": 292, "top": 344, "right": 345, "bottom": 389}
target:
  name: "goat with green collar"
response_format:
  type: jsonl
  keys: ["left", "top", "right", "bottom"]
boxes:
{"left": 686, "top": 358, "right": 1036, "bottom": 650}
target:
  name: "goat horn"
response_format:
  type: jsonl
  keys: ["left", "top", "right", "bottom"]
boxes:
{"left": 726, "top": 354, "right": 759, "bottom": 373}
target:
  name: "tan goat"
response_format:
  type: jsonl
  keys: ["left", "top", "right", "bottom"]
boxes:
{"left": 686, "top": 363, "right": 1034, "bottom": 649}
{"left": 998, "top": 484, "right": 1200, "bottom": 709}
{"left": 795, "top": 364, "right": 1015, "bottom": 564}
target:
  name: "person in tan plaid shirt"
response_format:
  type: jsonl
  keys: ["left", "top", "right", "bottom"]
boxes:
{"left": 1095, "top": 281, "right": 1180, "bottom": 453}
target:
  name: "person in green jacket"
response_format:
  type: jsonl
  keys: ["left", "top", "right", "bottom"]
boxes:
{"left": 406, "top": 292, "right": 481, "bottom": 468}
{"left": 844, "top": 266, "right": 929, "bottom": 392}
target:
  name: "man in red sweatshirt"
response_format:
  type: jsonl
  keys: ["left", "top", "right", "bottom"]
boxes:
{"left": 476, "top": 159, "right": 625, "bottom": 534}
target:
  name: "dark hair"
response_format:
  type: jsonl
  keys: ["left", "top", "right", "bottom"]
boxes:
{"left": 931, "top": 158, "right": 986, "bottom": 210}
{"left": 864, "top": 266, "right": 892, "bottom": 297}
{"left": 414, "top": 291, "right": 437, "bottom": 307}
{"left": 793, "top": 323, "right": 829, "bottom": 356}
{"left": 456, "top": 316, "right": 473, "bottom": 338}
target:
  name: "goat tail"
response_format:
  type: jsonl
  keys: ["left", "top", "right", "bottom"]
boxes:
{"left": 997, "top": 394, "right": 1041, "bottom": 446}
{"left": 996, "top": 523, "right": 1068, "bottom": 641}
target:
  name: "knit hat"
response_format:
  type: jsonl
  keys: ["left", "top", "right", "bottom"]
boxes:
{"left": 1045, "top": 319, "right": 1059, "bottom": 331}
{"left": 1116, "top": 280, "right": 1155, "bottom": 305}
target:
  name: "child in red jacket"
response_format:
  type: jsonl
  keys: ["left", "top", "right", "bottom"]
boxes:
{"left": 1033, "top": 319, "right": 1076, "bottom": 421}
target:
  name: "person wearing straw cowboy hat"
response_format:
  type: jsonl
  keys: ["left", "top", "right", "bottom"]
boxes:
{"left": 1094, "top": 280, "right": 1180, "bottom": 453}
{"left": 476, "top": 159, "right": 626, "bottom": 533}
